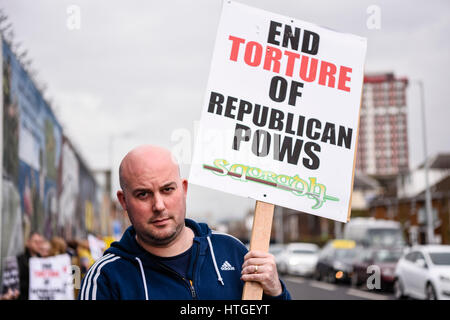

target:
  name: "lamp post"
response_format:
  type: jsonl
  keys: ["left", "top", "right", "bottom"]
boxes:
{"left": 417, "top": 80, "right": 434, "bottom": 244}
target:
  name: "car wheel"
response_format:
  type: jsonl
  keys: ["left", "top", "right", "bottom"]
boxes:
{"left": 426, "top": 283, "right": 437, "bottom": 300}
{"left": 327, "top": 271, "right": 336, "bottom": 284}
{"left": 351, "top": 272, "right": 360, "bottom": 288}
{"left": 393, "top": 278, "right": 406, "bottom": 300}
{"left": 314, "top": 270, "right": 322, "bottom": 281}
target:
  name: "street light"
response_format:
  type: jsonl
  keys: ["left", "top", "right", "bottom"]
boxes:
{"left": 416, "top": 80, "right": 434, "bottom": 244}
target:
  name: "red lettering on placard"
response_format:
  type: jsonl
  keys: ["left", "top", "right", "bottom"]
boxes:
{"left": 299, "top": 56, "right": 318, "bottom": 82}
{"left": 338, "top": 66, "right": 352, "bottom": 92}
{"left": 244, "top": 41, "right": 263, "bottom": 67}
{"left": 318, "top": 61, "right": 337, "bottom": 88}
{"left": 228, "top": 35, "right": 246, "bottom": 61}
{"left": 263, "top": 46, "right": 282, "bottom": 73}
{"left": 227, "top": 35, "right": 353, "bottom": 92}
{"left": 283, "top": 50, "right": 300, "bottom": 77}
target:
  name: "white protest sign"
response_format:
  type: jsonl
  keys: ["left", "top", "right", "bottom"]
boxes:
{"left": 88, "top": 234, "right": 105, "bottom": 261}
{"left": 29, "top": 254, "right": 74, "bottom": 300}
{"left": 1, "top": 256, "right": 19, "bottom": 294}
{"left": 190, "top": 1, "right": 367, "bottom": 222}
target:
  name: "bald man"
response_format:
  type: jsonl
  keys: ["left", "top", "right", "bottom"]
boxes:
{"left": 79, "top": 145, "right": 290, "bottom": 300}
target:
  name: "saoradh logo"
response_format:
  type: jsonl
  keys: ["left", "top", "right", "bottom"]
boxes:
{"left": 203, "top": 159, "right": 338, "bottom": 209}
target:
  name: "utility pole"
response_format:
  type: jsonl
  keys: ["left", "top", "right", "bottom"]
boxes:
{"left": 418, "top": 80, "right": 434, "bottom": 244}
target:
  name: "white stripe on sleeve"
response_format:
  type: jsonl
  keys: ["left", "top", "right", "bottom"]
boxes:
{"left": 80, "top": 254, "right": 113, "bottom": 300}
{"left": 91, "top": 256, "right": 121, "bottom": 300}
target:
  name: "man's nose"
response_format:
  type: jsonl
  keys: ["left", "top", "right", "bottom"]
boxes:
{"left": 152, "top": 193, "right": 166, "bottom": 212}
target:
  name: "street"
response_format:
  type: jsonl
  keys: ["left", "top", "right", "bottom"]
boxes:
{"left": 281, "top": 275, "right": 394, "bottom": 300}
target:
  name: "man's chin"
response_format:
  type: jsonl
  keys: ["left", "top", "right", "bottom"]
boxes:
{"left": 143, "top": 228, "right": 179, "bottom": 246}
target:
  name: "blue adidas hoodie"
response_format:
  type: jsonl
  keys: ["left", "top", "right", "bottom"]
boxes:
{"left": 79, "top": 219, "right": 291, "bottom": 300}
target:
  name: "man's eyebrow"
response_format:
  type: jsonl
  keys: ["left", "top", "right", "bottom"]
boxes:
{"left": 132, "top": 188, "right": 152, "bottom": 195}
{"left": 161, "top": 181, "right": 177, "bottom": 189}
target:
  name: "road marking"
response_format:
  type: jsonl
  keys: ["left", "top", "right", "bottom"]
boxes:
{"left": 309, "top": 281, "right": 337, "bottom": 291}
{"left": 284, "top": 276, "right": 305, "bottom": 284}
{"left": 346, "top": 288, "right": 390, "bottom": 300}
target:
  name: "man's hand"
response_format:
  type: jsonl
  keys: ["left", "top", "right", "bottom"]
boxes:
{"left": 240, "top": 250, "right": 282, "bottom": 296}
{"left": 0, "top": 288, "right": 19, "bottom": 300}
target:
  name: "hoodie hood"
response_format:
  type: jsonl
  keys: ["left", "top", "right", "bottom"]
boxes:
{"left": 103, "top": 218, "right": 223, "bottom": 298}
{"left": 80, "top": 217, "right": 291, "bottom": 300}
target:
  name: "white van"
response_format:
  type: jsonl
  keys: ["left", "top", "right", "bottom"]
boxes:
{"left": 344, "top": 217, "right": 405, "bottom": 247}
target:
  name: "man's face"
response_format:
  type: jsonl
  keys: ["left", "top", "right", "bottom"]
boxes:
{"left": 39, "top": 240, "right": 51, "bottom": 257}
{"left": 118, "top": 155, "right": 188, "bottom": 247}
{"left": 27, "top": 233, "right": 44, "bottom": 256}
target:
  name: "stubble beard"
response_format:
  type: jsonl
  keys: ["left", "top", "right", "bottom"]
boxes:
{"left": 138, "top": 217, "right": 185, "bottom": 247}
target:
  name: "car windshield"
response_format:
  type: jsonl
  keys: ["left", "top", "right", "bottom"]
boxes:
{"left": 367, "top": 229, "right": 405, "bottom": 247}
{"left": 335, "top": 249, "right": 356, "bottom": 260}
{"left": 374, "top": 250, "right": 402, "bottom": 263}
{"left": 270, "top": 248, "right": 283, "bottom": 254}
{"left": 429, "top": 252, "right": 450, "bottom": 266}
{"left": 291, "top": 249, "right": 316, "bottom": 254}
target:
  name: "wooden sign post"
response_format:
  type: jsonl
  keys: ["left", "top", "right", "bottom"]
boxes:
{"left": 242, "top": 200, "right": 274, "bottom": 300}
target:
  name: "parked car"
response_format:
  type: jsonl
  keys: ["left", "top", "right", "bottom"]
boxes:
{"left": 394, "top": 245, "right": 450, "bottom": 300}
{"left": 278, "top": 243, "right": 319, "bottom": 277}
{"left": 315, "top": 239, "right": 360, "bottom": 283}
{"left": 351, "top": 247, "right": 403, "bottom": 290}
{"left": 269, "top": 243, "right": 286, "bottom": 271}
{"left": 343, "top": 217, "right": 406, "bottom": 248}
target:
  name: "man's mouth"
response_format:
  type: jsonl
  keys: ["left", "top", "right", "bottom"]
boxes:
{"left": 151, "top": 217, "right": 171, "bottom": 226}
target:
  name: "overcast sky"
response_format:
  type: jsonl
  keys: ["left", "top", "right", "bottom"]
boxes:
{"left": 1, "top": 0, "right": 449, "bottom": 223}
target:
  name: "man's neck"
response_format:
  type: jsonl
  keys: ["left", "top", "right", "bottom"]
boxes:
{"left": 136, "top": 226, "right": 195, "bottom": 258}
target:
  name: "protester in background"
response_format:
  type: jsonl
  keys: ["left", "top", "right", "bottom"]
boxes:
{"left": 66, "top": 239, "right": 78, "bottom": 259}
{"left": 77, "top": 239, "right": 94, "bottom": 278}
{"left": 77, "top": 239, "right": 95, "bottom": 299}
{"left": 0, "top": 257, "right": 20, "bottom": 300}
{"left": 39, "top": 238, "right": 52, "bottom": 257}
{"left": 0, "top": 288, "right": 19, "bottom": 300}
{"left": 50, "top": 236, "right": 68, "bottom": 256}
{"left": 66, "top": 239, "right": 80, "bottom": 267}
{"left": 17, "top": 232, "right": 45, "bottom": 300}
{"left": 67, "top": 239, "right": 81, "bottom": 298}
{"left": 49, "top": 237, "right": 78, "bottom": 299}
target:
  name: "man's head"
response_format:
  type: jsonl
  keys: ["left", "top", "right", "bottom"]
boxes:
{"left": 26, "top": 232, "right": 45, "bottom": 256}
{"left": 117, "top": 145, "right": 188, "bottom": 248}
{"left": 39, "top": 239, "right": 51, "bottom": 257}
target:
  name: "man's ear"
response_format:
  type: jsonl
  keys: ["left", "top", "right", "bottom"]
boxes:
{"left": 117, "top": 190, "right": 127, "bottom": 211}
{"left": 181, "top": 179, "right": 188, "bottom": 197}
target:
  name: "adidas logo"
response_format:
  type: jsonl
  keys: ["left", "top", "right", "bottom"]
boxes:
{"left": 220, "top": 261, "right": 235, "bottom": 271}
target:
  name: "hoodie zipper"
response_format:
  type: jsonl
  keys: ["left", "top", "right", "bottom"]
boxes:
{"left": 187, "top": 244, "right": 200, "bottom": 299}
{"left": 187, "top": 279, "right": 196, "bottom": 299}
{"left": 157, "top": 262, "right": 198, "bottom": 299}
